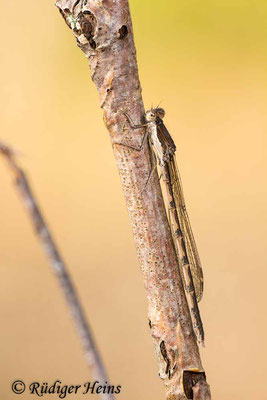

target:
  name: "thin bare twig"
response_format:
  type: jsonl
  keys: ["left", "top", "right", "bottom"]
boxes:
{"left": 0, "top": 142, "right": 114, "bottom": 400}
{"left": 55, "top": 1, "right": 211, "bottom": 399}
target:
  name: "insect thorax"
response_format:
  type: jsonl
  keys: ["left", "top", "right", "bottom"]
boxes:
{"left": 149, "top": 122, "right": 166, "bottom": 165}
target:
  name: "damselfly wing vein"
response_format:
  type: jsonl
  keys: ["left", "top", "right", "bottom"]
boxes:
{"left": 147, "top": 108, "right": 204, "bottom": 344}
{"left": 120, "top": 108, "right": 205, "bottom": 344}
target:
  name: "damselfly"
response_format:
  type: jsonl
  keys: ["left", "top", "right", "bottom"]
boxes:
{"left": 121, "top": 108, "right": 204, "bottom": 345}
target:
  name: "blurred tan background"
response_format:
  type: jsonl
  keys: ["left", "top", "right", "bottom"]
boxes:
{"left": 0, "top": 1, "right": 266, "bottom": 399}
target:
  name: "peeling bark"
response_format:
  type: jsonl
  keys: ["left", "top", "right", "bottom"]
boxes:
{"left": 55, "top": 1, "right": 211, "bottom": 398}
{"left": 193, "top": 381, "right": 212, "bottom": 400}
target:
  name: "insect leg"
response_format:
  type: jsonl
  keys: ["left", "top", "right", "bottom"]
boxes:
{"left": 112, "top": 112, "right": 149, "bottom": 150}
{"left": 112, "top": 131, "right": 148, "bottom": 152}
{"left": 124, "top": 113, "right": 148, "bottom": 130}
{"left": 141, "top": 164, "right": 157, "bottom": 193}
{"left": 114, "top": 113, "right": 159, "bottom": 191}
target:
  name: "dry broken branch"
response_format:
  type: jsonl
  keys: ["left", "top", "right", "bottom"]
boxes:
{"left": 55, "top": 0, "right": 211, "bottom": 398}
{"left": 0, "top": 142, "right": 114, "bottom": 400}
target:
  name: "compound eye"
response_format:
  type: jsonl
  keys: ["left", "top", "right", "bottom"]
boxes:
{"left": 157, "top": 109, "right": 165, "bottom": 118}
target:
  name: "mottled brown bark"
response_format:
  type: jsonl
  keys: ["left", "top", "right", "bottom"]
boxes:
{"left": 55, "top": 1, "right": 211, "bottom": 398}
{"left": 193, "top": 381, "right": 212, "bottom": 400}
